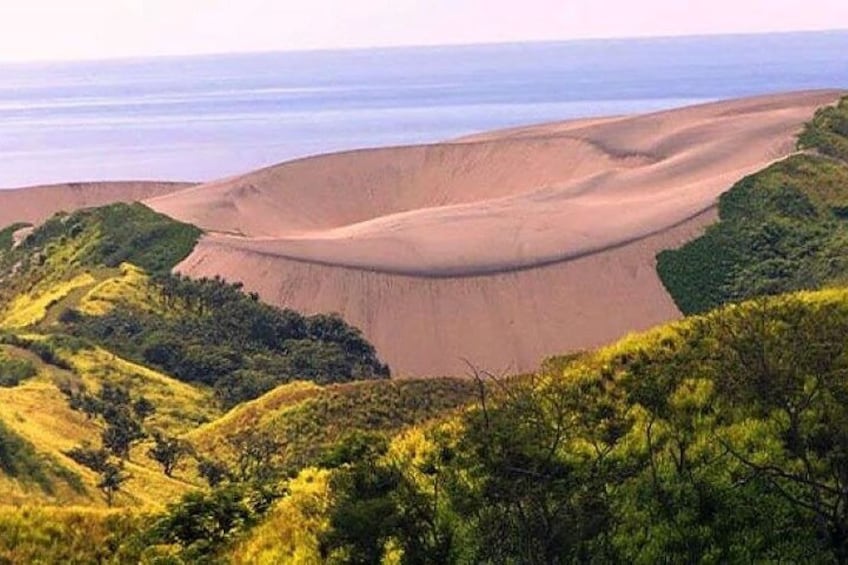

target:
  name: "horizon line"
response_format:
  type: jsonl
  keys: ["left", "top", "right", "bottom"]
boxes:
{"left": 2, "top": 26, "right": 847, "bottom": 67}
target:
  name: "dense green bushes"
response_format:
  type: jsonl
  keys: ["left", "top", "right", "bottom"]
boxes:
{"left": 63, "top": 274, "right": 390, "bottom": 407}
{"left": 18, "top": 202, "right": 201, "bottom": 274}
{"left": 658, "top": 153, "right": 848, "bottom": 313}
{"left": 312, "top": 292, "right": 848, "bottom": 563}
{"left": 0, "top": 202, "right": 389, "bottom": 409}
{"left": 0, "top": 508, "right": 147, "bottom": 564}
{"left": 0, "top": 222, "right": 30, "bottom": 253}
{"left": 659, "top": 95, "right": 848, "bottom": 314}
{"left": 799, "top": 95, "right": 848, "bottom": 162}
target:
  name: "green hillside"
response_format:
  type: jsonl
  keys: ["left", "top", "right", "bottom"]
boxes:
{"left": 9, "top": 287, "right": 848, "bottom": 562}
{"left": 225, "top": 289, "right": 848, "bottom": 563}
{"left": 0, "top": 204, "right": 398, "bottom": 510}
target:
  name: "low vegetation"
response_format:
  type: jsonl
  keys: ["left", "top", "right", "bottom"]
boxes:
{"left": 191, "top": 378, "right": 478, "bottom": 473}
{"left": 279, "top": 290, "right": 848, "bottom": 563}
{"left": 13, "top": 202, "right": 201, "bottom": 274}
{"left": 0, "top": 348, "right": 36, "bottom": 387}
{"left": 0, "top": 419, "right": 82, "bottom": 497}
{"left": 799, "top": 94, "right": 848, "bottom": 162}
{"left": 63, "top": 273, "right": 390, "bottom": 407}
{"left": 0, "top": 201, "right": 393, "bottom": 519}
{"left": 0, "top": 222, "right": 31, "bottom": 252}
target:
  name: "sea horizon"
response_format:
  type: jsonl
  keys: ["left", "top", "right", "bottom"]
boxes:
{"left": 1, "top": 29, "right": 847, "bottom": 188}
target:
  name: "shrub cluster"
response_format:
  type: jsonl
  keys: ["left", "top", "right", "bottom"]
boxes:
{"left": 63, "top": 274, "right": 390, "bottom": 407}
{"left": 0, "top": 353, "right": 36, "bottom": 387}
{"left": 658, "top": 153, "right": 848, "bottom": 313}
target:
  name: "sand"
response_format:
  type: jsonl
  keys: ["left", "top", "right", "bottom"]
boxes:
{"left": 2, "top": 91, "right": 842, "bottom": 376}
{"left": 144, "top": 90, "right": 842, "bottom": 376}
{"left": 0, "top": 181, "right": 193, "bottom": 228}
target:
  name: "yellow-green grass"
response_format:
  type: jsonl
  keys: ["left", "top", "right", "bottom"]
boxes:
{"left": 189, "top": 380, "right": 323, "bottom": 442}
{"left": 77, "top": 262, "right": 149, "bottom": 316}
{"left": 189, "top": 378, "right": 478, "bottom": 470}
{"left": 585, "top": 286, "right": 848, "bottom": 371}
{"left": 0, "top": 505, "right": 149, "bottom": 564}
{"left": 226, "top": 286, "right": 848, "bottom": 563}
{"left": 0, "top": 344, "right": 207, "bottom": 508}
{"left": 2, "top": 260, "right": 169, "bottom": 331}
{"left": 1, "top": 272, "right": 96, "bottom": 328}
{"left": 66, "top": 346, "right": 219, "bottom": 435}
{"left": 77, "top": 262, "right": 174, "bottom": 317}
{"left": 228, "top": 467, "right": 332, "bottom": 564}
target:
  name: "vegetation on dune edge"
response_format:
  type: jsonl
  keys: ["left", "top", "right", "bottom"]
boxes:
{"left": 658, "top": 94, "right": 848, "bottom": 314}
{"left": 0, "top": 202, "right": 396, "bottom": 518}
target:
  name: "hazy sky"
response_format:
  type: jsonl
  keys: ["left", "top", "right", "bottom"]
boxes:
{"left": 2, "top": 0, "right": 847, "bottom": 62}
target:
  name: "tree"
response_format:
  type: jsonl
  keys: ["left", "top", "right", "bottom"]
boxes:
{"left": 147, "top": 432, "right": 191, "bottom": 477}
{"left": 102, "top": 411, "right": 145, "bottom": 459}
{"left": 320, "top": 432, "right": 454, "bottom": 564}
{"left": 198, "top": 458, "right": 230, "bottom": 487}
{"left": 65, "top": 445, "right": 110, "bottom": 473}
{"left": 98, "top": 461, "right": 129, "bottom": 507}
{"left": 320, "top": 433, "right": 400, "bottom": 564}
{"left": 132, "top": 396, "right": 156, "bottom": 422}
{"left": 228, "top": 429, "right": 283, "bottom": 482}
{"left": 441, "top": 371, "right": 621, "bottom": 565}
{"left": 695, "top": 297, "right": 848, "bottom": 561}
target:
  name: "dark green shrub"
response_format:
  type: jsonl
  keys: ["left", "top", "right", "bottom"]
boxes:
{"left": 0, "top": 355, "right": 36, "bottom": 387}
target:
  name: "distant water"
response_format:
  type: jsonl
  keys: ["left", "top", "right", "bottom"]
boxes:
{"left": 1, "top": 31, "right": 847, "bottom": 188}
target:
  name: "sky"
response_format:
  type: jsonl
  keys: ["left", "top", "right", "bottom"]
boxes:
{"left": 1, "top": 0, "right": 847, "bottom": 62}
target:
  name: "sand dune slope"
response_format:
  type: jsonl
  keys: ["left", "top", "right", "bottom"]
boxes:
{"left": 0, "top": 181, "right": 193, "bottom": 228}
{"left": 148, "top": 90, "right": 842, "bottom": 376}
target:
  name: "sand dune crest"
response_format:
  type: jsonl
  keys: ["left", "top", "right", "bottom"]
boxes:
{"left": 144, "top": 90, "right": 844, "bottom": 375}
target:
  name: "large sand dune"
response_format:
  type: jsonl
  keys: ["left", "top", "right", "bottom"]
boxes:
{"left": 146, "top": 90, "right": 842, "bottom": 376}
{"left": 0, "top": 181, "right": 192, "bottom": 228}
{"left": 2, "top": 91, "right": 842, "bottom": 376}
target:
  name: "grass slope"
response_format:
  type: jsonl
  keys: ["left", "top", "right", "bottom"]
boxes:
{"left": 0, "top": 340, "right": 212, "bottom": 508}
{"left": 191, "top": 378, "right": 478, "bottom": 471}
{"left": 0, "top": 201, "right": 395, "bottom": 515}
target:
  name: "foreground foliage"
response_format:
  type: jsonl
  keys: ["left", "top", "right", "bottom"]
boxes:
{"left": 301, "top": 290, "right": 848, "bottom": 563}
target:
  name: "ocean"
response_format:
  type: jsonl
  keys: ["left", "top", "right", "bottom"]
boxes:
{"left": 1, "top": 30, "right": 847, "bottom": 188}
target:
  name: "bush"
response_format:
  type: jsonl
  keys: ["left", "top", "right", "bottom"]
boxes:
{"left": 0, "top": 354, "right": 36, "bottom": 387}
{"left": 658, "top": 151, "right": 848, "bottom": 314}
{"left": 0, "top": 222, "right": 31, "bottom": 252}
{"left": 16, "top": 203, "right": 201, "bottom": 274}
{"left": 67, "top": 274, "right": 390, "bottom": 407}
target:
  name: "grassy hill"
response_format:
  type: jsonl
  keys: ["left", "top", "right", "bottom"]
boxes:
{"left": 226, "top": 288, "right": 848, "bottom": 564}
{"left": 190, "top": 378, "right": 478, "bottom": 473}
{"left": 0, "top": 201, "right": 476, "bottom": 562}
{"left": 0, "top": 203, "right": 396, "bottom": 507}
